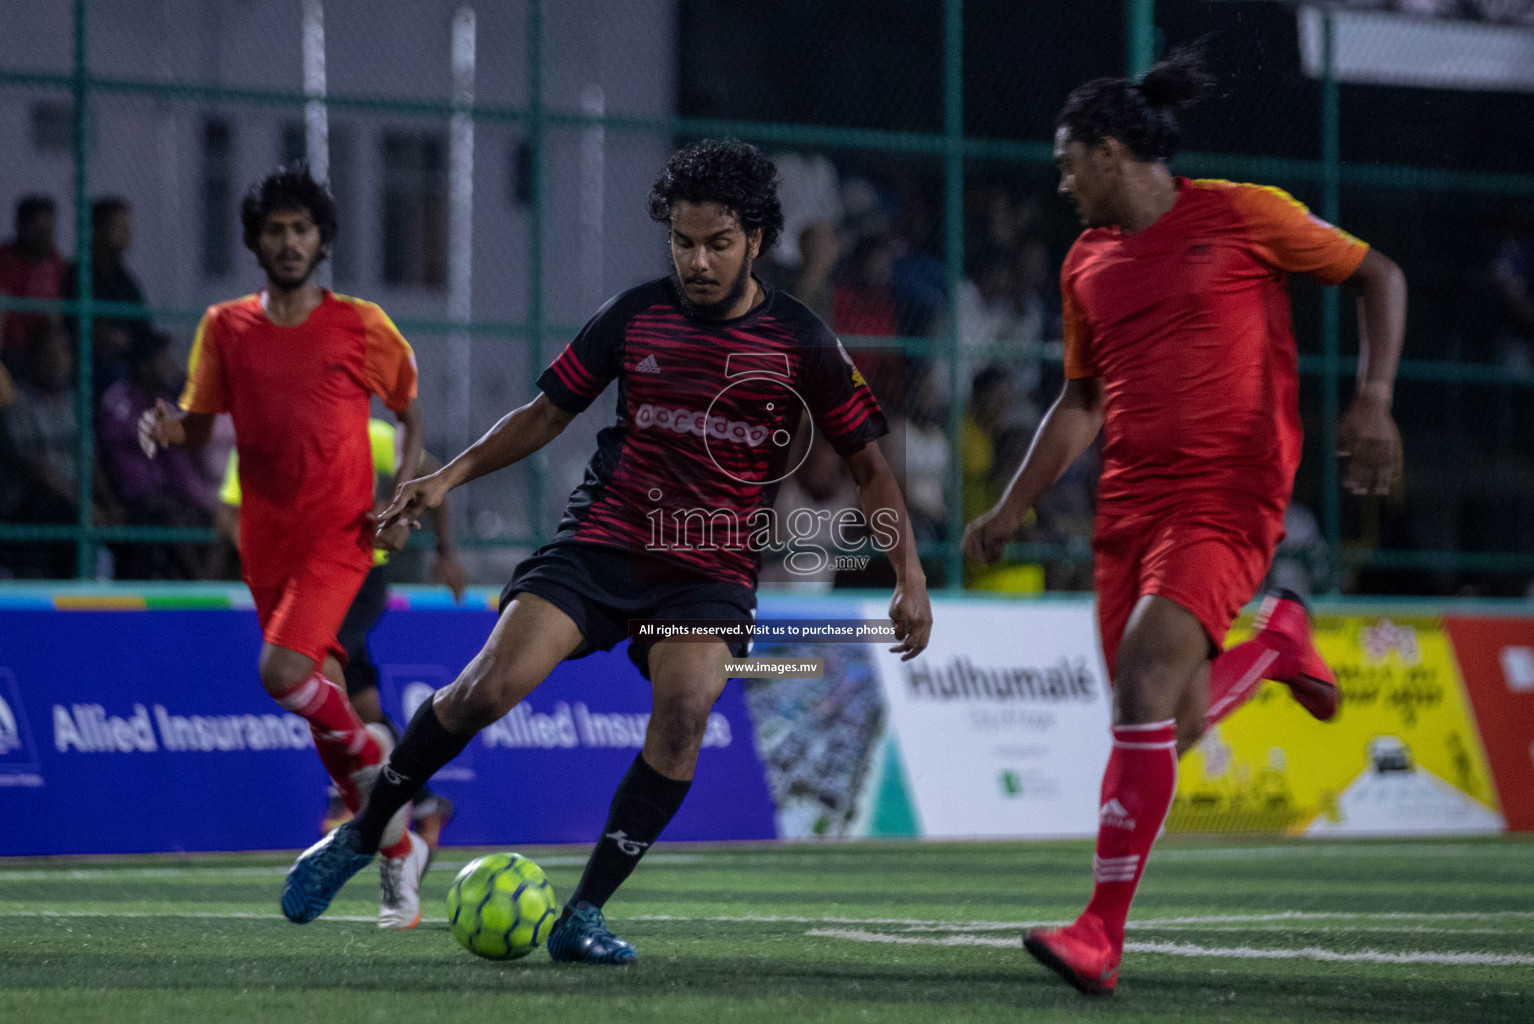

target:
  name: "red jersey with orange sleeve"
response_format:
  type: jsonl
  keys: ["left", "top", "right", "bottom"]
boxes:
{"left": 178, "top": 291, "right": 417, "bottom": 586}
{"left": 1062, "top": 178, "right": 1368, "bottom": 517}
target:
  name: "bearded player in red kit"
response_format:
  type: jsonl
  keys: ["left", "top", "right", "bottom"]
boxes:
{"left": 139, "top": 165, "right": 432, "bottom": 929}
{"left": 964, "top": 49, "right": 1407, "bottom": 996}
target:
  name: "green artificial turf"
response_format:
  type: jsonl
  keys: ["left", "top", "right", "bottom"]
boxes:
{"left": 2, "top": 837, "right": 1531, "bottom": 1023}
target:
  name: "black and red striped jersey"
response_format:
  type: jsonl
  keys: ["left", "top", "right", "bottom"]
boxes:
{"left": 537, "top": 276, "right": 888, "bottom": 588}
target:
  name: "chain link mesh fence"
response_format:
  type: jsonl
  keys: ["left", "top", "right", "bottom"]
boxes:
{"left": 2, "top": 0, "right": 1533, "bottom": 595}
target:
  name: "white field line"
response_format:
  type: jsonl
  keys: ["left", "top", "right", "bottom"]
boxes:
{"left": 807, "top": 928, "right": 1534, "bottom": 967}
{"left": 10, "top": 908, "right": 1526, "bottom": 968}
{"left": 1151, "top": 843, "right": 1501, "bottom": 862}
{"left": 629, "top": 910, "right": 1534, "bottom": 928}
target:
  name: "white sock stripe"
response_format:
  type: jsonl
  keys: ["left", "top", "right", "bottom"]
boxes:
{"left": 1114, "top": 740, "right": 1178, "bottom": 750}
{"left": 274, "top": 676, "right": 321, "bottom": 713}
{"left": 1094, "top": 855, "right": 1140, "bottom": 865}
{"left": 1114, "top": 720, "right": 1177, "bottom": 732}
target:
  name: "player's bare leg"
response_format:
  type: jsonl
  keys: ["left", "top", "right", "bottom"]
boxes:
{"left": 283, "top": 594, "right": 582, "bottom": 924}
{"left": 550, "top": 638, "right": 731, "bottom": 965}
{"left": 1025, "top": 595, "right": 1206, "bottom": 996}
{"left": 1175, "top": 663, "right": 1210, "bottom": 755}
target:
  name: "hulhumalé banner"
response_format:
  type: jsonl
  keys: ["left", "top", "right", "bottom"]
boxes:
{"left": 864, "top": 599, "right": 1113, "bottom": 839}
{"left": 1172, "top": 612, "right": 1505, "bottom": 837}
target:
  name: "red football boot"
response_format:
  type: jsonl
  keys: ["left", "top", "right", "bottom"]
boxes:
{"left": 1023, "top": 914, "right": 1119, "bottom": 997}
{"left": 1253, "top": 590, "right": 1340, "bottom": 721}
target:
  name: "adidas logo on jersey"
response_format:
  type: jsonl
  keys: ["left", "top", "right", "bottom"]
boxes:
{"left": 1099, "top": 798, "right": 1136, "bottom": 830}
{"left": 635, "top": 354, "right": 662, "bottom": 374}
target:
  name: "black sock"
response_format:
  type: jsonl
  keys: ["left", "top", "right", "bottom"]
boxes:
{"left": 353, "top": 699, "right": 471, "bottom": 854}
{"left": 379, "top": 713, "right": 436, "bottom": 807}
{"left": 569, "top": 753, "right": 692, "bottom": 910}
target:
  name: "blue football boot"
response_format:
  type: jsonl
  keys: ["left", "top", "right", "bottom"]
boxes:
{"left": 281, "top": 822, "right": 374, "bottom": 924}
{"left": 547, "top": 901, "right": 638, "bottom": 964}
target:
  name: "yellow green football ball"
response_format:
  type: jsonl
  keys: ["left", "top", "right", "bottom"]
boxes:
{"left": 445, "top": 852, "right": 558, "bottom": 960}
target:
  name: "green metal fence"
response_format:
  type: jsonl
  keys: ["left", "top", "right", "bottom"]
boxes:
{"left": 3, "top": 0, "right": 1534, "bottom": 591}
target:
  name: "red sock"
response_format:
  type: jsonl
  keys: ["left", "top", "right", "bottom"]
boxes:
{"left": 273, "top": 672, "right": 381, "bottom": 797}
{"left": 1203, "top": 638, "right": 1283, "bottom": 731}
{"left": 379, "top": 834, "right": 414, "bottom": 859}
{"left": 1082, "top": 720, "right": 1178, "bottom": 951}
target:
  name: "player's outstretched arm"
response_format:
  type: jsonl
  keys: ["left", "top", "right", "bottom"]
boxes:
{"left": 379, "top": 393, "right": 574, "bottom": 531}
{"left": 843, "top": 442, "right": 932, "bottom": 661}
{"left": 963, "top": 377, "right": 1103, "bottom": 565}
{"left": 136, "top": 398, "right": 214, "bottom": 458}
{"left": 1337, "top": 247, "right": 1407, "bottom": 496}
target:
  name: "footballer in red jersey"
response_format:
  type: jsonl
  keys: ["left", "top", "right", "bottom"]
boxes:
{"left": 282, "top": 140, "right": 933, "bottom": 962}
{"left": 139, "top": 166, "right": 431, "bottom": 929}
{"left": 964, "top": 48, "right": 1406, "bottom": 995}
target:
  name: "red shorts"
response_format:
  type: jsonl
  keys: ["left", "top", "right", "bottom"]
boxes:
{"left": 1093, "top": 503, "right": 1284, "bottom": 675}
{"left": 248, "top": 560, "right": 371, "bottom": 666}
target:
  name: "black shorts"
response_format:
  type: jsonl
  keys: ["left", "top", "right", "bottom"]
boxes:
{"left": 336, "top": 565, "right": 390, "bottom": 696}
{"left": 500, "top": 542, "right": 755, "bottom": 681}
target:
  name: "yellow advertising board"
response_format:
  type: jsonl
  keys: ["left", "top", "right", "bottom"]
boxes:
{"left": 1169, "top": 613, "right": 1504, "bottom": 835}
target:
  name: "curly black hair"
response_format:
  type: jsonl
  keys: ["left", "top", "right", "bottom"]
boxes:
{"left": 647, "top": 139, "right": 783, "bottom": 254}
{"left": 240, "top": 162, "right": 338, "bottom": 252}
{"left": 1057, "top": 44, "right": 1214, "bottom": 162}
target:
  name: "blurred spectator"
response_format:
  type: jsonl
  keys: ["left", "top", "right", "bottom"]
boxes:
{"left": 961, "top": 364, "right": 1014, "bottom": 526}
{"left": 886, "top": 364, "right": 949, "bottom": 545}
{"left": 949, "top": 244, "right": 1046, "bottom": 397}
{"left": 64, "top": 197, "right": 150, "bottom": 395}
{"left": 98, "top": 330, "right": 219, "bottom": 579}
{"left": 833, "top": 232, "right": 899, "bottom": 336}
{"left": 1, "top": 321, "right": 121, "bottom": 575}
{"left": 889, "top": 177, "right": 946, "bottom": 337}
{"left": 0, "top": 195, "right": 65, "bottom": 368}
{"left": 771, "top": 152, "right": 843, "bottom": 273}
{"left": 833, "top": 233, "right": 904, "bottom": 404}
{"left": 1491, "top": 223, "right": 1534, "bottom": 370}
{"left": 760, "top": 436, "right": 859, "bottom": 590}
{"left": 793, "top": 221, "right": 840, "bottom": 323}
{"left": 1267, "top": 502, "right": 1331, "bottom": 597}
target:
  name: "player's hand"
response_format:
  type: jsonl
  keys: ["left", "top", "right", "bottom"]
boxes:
{"left": 136, "top": 398, "right": 183, "bottom": 459}
{"left": 371, "top": 513, "right": 412, "bottom": 553}
{"left": 962, "top": 504, "right": 1022, "bottom": 565}
{"left": 432, "top": 550, "right": 469, "bottom": 604}
{"left": 888, "top": 578, "right": 932, "bottom": 661}
{"left": 1337, "top": 392, "right": 1403, "bottom": 496}
{"left": 379, "top": 471, "right": 451, "bottom": 532}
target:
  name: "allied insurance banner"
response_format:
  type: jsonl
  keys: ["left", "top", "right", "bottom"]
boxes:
{"left": 2, "top": 589, "right": 1531, "bottom": 854}
{"left": 0, "top": 599, "right": 775, "bottom": 856}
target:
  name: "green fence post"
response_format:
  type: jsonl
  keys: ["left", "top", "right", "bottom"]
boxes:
{"left": 1125, "top": 0, "right": 1156, "bottom": 78}
{"left": 72, "top": 0, "right": 95, "bottom": 579}
{"left": 942, "top": 0, "right": 964, "bottom": 591}
{"left": 1320, "top": 10, "right": 1342, "bottom": 592}
{"left": 526, "top": 0, "right": 546, "bottom": 547}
